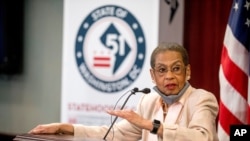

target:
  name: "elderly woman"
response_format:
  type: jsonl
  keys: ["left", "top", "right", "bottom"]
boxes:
{"left": 29, "top": 42, "right": 219, "bottom": 141}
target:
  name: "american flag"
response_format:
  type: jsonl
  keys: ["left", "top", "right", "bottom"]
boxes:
{"left": 218, "top": 0, "right": 250, "bottom": 140}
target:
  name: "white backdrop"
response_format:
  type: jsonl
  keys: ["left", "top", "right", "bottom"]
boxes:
{"left": 61, "top": 0, "right": 184, "bottom": 126}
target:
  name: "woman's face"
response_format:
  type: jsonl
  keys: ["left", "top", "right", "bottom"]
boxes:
{"left": 150, "top": 50, "right": 190, "bottom": 96}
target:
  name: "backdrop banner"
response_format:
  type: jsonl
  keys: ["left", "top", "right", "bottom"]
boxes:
{"left": 61, "top": 0, "right": 184, "bottom": 126}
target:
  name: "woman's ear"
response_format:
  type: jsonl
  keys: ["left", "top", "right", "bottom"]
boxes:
{"left": 150, "top": 68, "right": 156, "bottom": 83}
{"left": 186, "top": 65, "right": 191, "bottom": 81}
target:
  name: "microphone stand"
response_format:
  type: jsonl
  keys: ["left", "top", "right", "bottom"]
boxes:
{"left": 103, "top": 89, "right": 137, "bottom": 140}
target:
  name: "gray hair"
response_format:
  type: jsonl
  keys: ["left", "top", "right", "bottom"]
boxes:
{"left": 150, "top": 42, "right": 189, "bottom": 68}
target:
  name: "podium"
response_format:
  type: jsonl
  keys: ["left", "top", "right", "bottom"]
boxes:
{"left": 13, "top": 133, "right": 104, "bottom": 141}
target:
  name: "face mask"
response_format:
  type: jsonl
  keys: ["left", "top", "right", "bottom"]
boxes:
{"left": 153, "top": 82, "right": 190, "bottom": 105}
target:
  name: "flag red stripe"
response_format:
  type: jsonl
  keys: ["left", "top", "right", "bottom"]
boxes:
{"left": 218, "top": 101, "right": 243, "bottom": 134}
{"left": 94, "top": 57, "right": 110, "bottom": 60}
{"left": 221, "top": 46, "right": 248, "bottom": 100}
{"left": 93, "top": 64, "right": 110, "bottom": 67}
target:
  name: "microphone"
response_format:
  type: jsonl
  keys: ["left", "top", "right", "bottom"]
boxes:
{"left": 135, "top": 88, "right": 151, "bottom": 94}
{"left": 103, "top": 87, "right": 150, "bottom": 140}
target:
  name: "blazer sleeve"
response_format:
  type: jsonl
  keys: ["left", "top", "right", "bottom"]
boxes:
{"left": 72, "top": 95, "right": 148, "bottom": 141}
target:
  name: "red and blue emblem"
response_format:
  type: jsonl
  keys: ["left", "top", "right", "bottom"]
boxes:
{"left": 75, "top": 5, "right": 146, "bottom": 93}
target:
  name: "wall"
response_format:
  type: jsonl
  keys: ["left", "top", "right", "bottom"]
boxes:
{"left": 0, "top": 0, "right": 63, "bottom": 134}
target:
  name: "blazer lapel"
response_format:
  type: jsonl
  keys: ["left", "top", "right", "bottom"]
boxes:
{"left": 164, "top": 86, "right": 193, "bottom": 124}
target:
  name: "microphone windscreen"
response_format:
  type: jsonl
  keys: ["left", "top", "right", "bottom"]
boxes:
{"left": 132, "top": 87, "right": 139, "bottom": 92}
{"left": 142, "top": 88, "right": 151, "bottom": 94}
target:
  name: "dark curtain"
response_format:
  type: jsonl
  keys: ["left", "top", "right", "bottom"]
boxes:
{"left": 184, "top": 0, "right": 232, "bottom": 101}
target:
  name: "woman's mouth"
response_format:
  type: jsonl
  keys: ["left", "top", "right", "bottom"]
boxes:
{"left": 165, "top": 84, "right": 177, "bottom": 90}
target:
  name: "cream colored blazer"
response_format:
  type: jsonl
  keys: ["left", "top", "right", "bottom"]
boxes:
{"left": 73, "top": 85, "right": 219, "bottom": 141}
